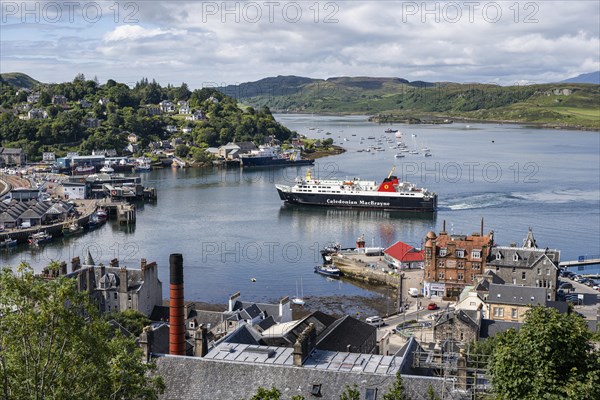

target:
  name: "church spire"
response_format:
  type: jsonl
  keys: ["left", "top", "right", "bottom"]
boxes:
{"left": 523, "top": 227, "right": 537, "bottom": 248}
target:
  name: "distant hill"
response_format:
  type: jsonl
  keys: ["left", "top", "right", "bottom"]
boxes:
{"left": 0, "top": 72, "right": 40, "bottom": 89}
{"left": 219, "top": 75, "right": 599, "bottom": 130}
{"left": 560, "top": 71, "right": 600, "bottom": 84}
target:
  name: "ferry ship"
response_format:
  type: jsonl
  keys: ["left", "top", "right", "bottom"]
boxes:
{"left": 275, "top": 168, "right": 437, "bottom": 212}
{"left": 240, "top": 145, "right": 314, "bottom": 168}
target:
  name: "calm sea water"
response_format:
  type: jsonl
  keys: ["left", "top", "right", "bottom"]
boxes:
{"left": 2, "top": 115, "right": 599, "bottom": 303}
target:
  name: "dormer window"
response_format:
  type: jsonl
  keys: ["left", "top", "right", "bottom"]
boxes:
{"left": 472, "top": 250, "right": 481, "bottom": 259}
{"left": 496, "top": 253, "right": 502, "bottom": 260}
{"left": 456, "top": 250, "right": 465, "bottom": 258}
{"left": 513, "top": 253, "right": 519, "bottom": 261}
{"left": 439, "top": 248, "right": 447, "bottom": 256}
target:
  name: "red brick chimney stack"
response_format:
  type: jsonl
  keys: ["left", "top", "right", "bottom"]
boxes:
{"left": 169, "top": 253, "right": 185, "bottom": 356}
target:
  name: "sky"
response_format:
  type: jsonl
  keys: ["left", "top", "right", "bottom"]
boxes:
{"left": 0, "top": 1, "right": 599, "bottom": 88}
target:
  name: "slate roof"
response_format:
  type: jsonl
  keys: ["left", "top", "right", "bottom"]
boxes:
{"left": 154, "top": 338, "right": 446, "bottom": 400}
{"left": 316, "top": 315, "right": 376, "bottom": 353}
{"left": 434, "top": 309, "right": 480, "bottom": 330}
{"left": 150, "top": 306, "right": 170, "bottom": 322}
{"left": 479, "top": 319, "right": 521, "bottom": 339}
{"left": 487, "top": 284, "right": 548, "bottom": 306}
{"left": 488, "top": 246, "right": 560, "bottom": 268}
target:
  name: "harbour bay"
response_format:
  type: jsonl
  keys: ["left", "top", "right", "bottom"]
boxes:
{"left": 2, "top": 114, "right": 599, "bottom": 312}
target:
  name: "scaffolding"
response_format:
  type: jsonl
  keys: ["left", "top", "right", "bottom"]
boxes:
{"left": 412, "top": 339, "right": 491, "bottom": 399}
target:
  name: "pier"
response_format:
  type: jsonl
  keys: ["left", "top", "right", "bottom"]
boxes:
{"left": 96, "top": 199, "right": 136, "bottom": 224}
{"left": 559, "top": 255, "right": 600, "bottom": 267}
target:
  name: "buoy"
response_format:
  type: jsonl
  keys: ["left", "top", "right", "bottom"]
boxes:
{"left": 251, "top": 278, "right": 256, "bottom": 282}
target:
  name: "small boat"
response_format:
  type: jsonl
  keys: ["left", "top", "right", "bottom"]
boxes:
{"left": 133, "top": 163, "right": 152, "bottom": 172}
{"left": 292, "top": 278, "right": 305, "bottom": 305}
{"left": 384, "top": 129, "right": 398, "bottom": 133}
{"left": 63, "top": 222, "right": 83, "bottom": 236}
{"left": 87, "top": 215, "right": 103, "bottom": 230}
{"left": 73, "top": 165, "right": 95, "bottom": 175}
{"left": 0, "top": 238, "right": 17, "bottom": 248}
{"left": 96, "top": 209, "right": 108, "bottom": 221}
{"left": 314, "top": 265, "right": 342, "bottom": 277}
{"left": 28, "top": 231, "right": 52, "bottom": 246}
{"left": 424, "top": 152, "right": 432, "bottom": 157}
{"left": 411, "top": 134, "right": 417, "bottom": 137}
{"left": 395, "top": 132, "right": 402, "bottom": 138}
{"left": 394, "top": 153, "right": 405, "bottom": 158}
{"left": 99, "top": 165, "right": 114, "bottom": 174}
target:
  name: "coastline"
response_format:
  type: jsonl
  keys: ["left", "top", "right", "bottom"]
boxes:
{"left": 275, "top": 111, "right": 600, "bottom": 132}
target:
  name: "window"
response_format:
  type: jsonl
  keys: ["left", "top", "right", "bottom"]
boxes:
{"left": 365, "top": 388, "right": 378, "bottom": 400}
{"left": 522, "top": 272, "right": 526, "bottom": 280}
{"left": 458, "top": 273, "right": 464, "bottom": 280}
{"left": 456, "top": 250, "right": 464, "bottom": 258}
{"left": 472, "top": 250, "right": 481, "bottom": 259}
{"left": 458, "top": 262, "right": 464, "bottom": 269}
{"left": 512, "top": 278, "right": 517, "bottom": 285}
{"left": 472, "top": 262, "right": 480, "bottom": 270}
{"left": 439, "top": 272, "right": 445, "bottom": 279}
{"left": 470, "top": 274, "right": 475, "bottom": 281}
{"left": 496, "top": 253, "right": 502, "bottom": 260}
{"left": 438, "top": 260, "right": 445, "bottom": 268}
{"left": 512, "top": 267, "right": 516, "bottom": 273}
{"left": 493, "top": 307, "right": 504, "bottom": 317}
{"left": 511, "top": 308, "right": 518, "bottom": 319}
{"left": 311, "top": 384, "right": 322, "bottom": 397}
{"left": 537, "top": 268, "right": 541, "bottom": 275}
{"left": 513, "top": 253, "right": 519, "bottom": 261}
{"left": 439, "top": 248, "right": 447, "bottom": 256}
{"left": 114, "top": 292, "right": 117, "bottom": 300}
{"left": 546, "top": 268, "right": 550, "bottom": 275}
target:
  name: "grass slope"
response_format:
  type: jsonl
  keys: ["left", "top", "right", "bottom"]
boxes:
{"left": 0, "top": 72, "right": 40, "bottom": 89}
{"left": 230, "top": 77, "right": 599, "bottom": 130}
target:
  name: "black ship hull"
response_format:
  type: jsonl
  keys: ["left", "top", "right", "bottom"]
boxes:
{"left": 241, "top": 156, "right": 314, "bottom": 168}
{"left": 277, "top": 189, "right": 437, "bottom": 212}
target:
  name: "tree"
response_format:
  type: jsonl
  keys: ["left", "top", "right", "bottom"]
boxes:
{"left": 340, "top": 384, "right": 360, "bottom": 400}
{"left": 175, "top": 144, "right": 190, "bottom": 158}
{"left": 383, "top": 372, "right": 410, "bottom": 400}
{"left": 0, "top": 264, "right": 164, "bottom": 399}
{"left": 250, "top": 386, "right": 281, "bottom": 400}
{"left": 487, "top": 306, "right": 600, "bottom": 400}
{"left": 104, "top": 309, "right": 151, "bottom": 337}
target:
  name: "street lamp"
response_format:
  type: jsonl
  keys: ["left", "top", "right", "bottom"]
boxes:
{"left": 398, "top": 272, "right": 405, "bottom": 314}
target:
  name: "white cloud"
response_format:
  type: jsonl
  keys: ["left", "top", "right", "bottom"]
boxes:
{"left": 103, "top": 25, "right": 187, "bottom": 42}
{"left": 1, "top": 1, "right": 598, "bottom": 86}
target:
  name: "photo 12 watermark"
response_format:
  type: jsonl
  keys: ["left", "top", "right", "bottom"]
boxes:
{"left": 399, "top": 1, "right": 540, "bottom": 24}
{"left": 197, "top": 1, "right": 340, "bottom": 24}
{"left": 1, "top": 1, "right": 140, "bottom": 24}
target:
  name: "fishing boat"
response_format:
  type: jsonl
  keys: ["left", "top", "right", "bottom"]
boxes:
{"left": 62, "top": 221, "right": 83, "bottom": 236}
{"left": 394, "top": 153, "right": 405, "bottom": 158}
{"left": 384, "top": 129, "right": 398, "bottom": 133}
{"left": 276, "top": 167, "right": 437, "bottom": 212}
{"left": 96, "top": 208, "right": 108, "bottom": 221}
{"left": 314, "top": 264, "right": 342, "bottom": 277}
{"left": 99, "top": 164, "right": 114, "bottom": 174}
{"left": 0, "top": 238, "right": 17, "bottom": 248}
{"left": 87, "top": 214, "right": 104, "bottom": 230}
{"left": 28, "top": 231, "right": 52, "bottom": 246}
{"left": 73, "top": 165, "right": 95, "bottom": 175}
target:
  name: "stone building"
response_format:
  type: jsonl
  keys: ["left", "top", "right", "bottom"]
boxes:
{"left": 486, "top": 228, "right": 560, "bottom": 300}
{"left": 63, "top": 255, "right": 163, "bottom": 316}
{"left": 423, "top": 221, "right": 494, "bottom": 299}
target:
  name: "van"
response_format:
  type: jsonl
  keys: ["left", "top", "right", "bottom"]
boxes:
{"left": 365, "top": 316, "right": 384, "bottom": 327}
{"left": 408, "top": 288, "right": 419, "bottom": 297}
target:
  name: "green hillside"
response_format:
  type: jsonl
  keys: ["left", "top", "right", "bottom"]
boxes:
{"left": 0, "top": 72, "right": 40, "bottom": 89}
{"left": 222, "top": 77, "right": 600, "bottom": 130}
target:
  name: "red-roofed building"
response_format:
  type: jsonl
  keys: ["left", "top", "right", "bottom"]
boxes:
{"left": 383, "top": 241, "right": 424, "bottom": 270}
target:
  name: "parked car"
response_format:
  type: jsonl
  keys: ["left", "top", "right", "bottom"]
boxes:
{"left": 365, "top": 316, "right": 384, "bottom": 327}
{"left": 427, "top": 302, "right": 438, "bottom": 310}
